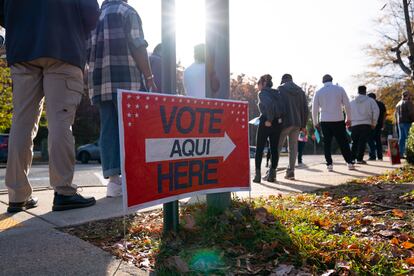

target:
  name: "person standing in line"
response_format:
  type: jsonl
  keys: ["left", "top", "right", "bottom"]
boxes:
{"left": 149, "top": 43, "right": 162, "bottom": 91}
{"left": 277, "top": 74, "right": 308, "bottom": 180}
{"left": 367, "top": 92, "right": 387, "bottom": 161}
{"left": 183, "top": 43, "right": 206, "bottom": 98}
{"left": 253, "top": 74, "right": 284, "bottom": 183}
{"left": 1, "top": 0, "right": 99, "bottom": 213}
{"left": 395, "top": 91, "right": 414, "bottom": 158}
{"left": 312, "top": 74, "right": 355, "bottom": 171}
{"left": 297, "top": 129, "right": 308, "bottom": 166}
{"left": 88, "top": 0, "right": 157, "bottom": 197}
{"left": 349, "top": 86, "right": 379, "bottom": 164}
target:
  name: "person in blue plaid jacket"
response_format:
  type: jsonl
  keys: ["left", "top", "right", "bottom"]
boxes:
{"left": 87, "top": 0, "right": 157, "bottom": 197}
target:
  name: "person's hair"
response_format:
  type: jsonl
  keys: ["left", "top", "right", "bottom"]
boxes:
{"left": 281, "top": 73, "right": 292, "bottom": 84}
{"left": 194, "top": 43, "right": 205, "bottom": 63}
{"left": 152, "top": 43, "right": 162, "bottom": 55}
{"left": 358, "top": 85, "right": 367, "bottom": 95}
{"left": 367, "top": 92, "right": 376, "bottom": 100}
{"left": 258, "top": 74, "right": 273, "bottom": 88}
{"left": 322, "top": 74, "right": 333, "bottom": 83}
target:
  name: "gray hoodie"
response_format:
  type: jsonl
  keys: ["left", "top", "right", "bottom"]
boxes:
{"left": 278, "top": 81, "right": 308, "bottom": 128}
{"left": 350, "top": 95, "right": 379, "bottom": 127}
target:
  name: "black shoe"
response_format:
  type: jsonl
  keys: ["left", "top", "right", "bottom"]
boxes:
{"left": 356, "top": 160, "right": 367, "bottom": 164}
{"left": 52, "top": 192, "right": 96, "bottom": 211}
{"left": 266, "top": 169, "right": 276, "bottom": 182}
{"left": 7, "top": 196, "right": 38, "bottom": 213}
{"left": 368, "top": 157, "right": 376, "bottom": 161}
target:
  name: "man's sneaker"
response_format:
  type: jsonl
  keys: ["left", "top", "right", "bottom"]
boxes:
{"left": 107, "top": 182, "right": 123, "bottom": 198}
{"left": 284, "top": 171, "right": 295, "bottom": 180}
{"left": 327, "top": 165, "right": 333, "bottom": 172}
{"left": 7, "top": 196, "right": 38, "bottom": 213}
{"left": 348, "top": 163, "right": 356, "bottom": 170}
{"left": 356, "top": 160, "right": 367, "bottom": 164}
{"left": 52, "top": 193, "right": 96, "bottom": 211}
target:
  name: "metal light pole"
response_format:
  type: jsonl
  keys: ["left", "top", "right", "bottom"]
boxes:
{"left": 205, "top": 0, "right": 231, "bottom": 213}
{"left": 161, "top": 0, "right": 179, "bottom": 233}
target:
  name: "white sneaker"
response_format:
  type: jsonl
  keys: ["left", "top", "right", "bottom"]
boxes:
{"left": 327, "top": 165, "right": 333, "bottom": 172}
{"left": 106, "top": 182, "right": 122, "bottom": 198}
{"left": 348, "top": 163, "right": 356, "bottom": 170}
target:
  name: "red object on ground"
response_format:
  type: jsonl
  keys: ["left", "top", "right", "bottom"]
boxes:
{"left": 118, "top": 90, "right": 250, "bottom": 211}
{"left": 387, "top": 138, "right": 401, "bottom": 165}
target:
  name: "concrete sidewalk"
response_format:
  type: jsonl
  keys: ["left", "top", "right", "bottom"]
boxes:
{"left": 0, "top": 155, "right": 402, "bottom": 275}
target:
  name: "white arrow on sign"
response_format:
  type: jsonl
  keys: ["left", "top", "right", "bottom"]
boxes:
{"left": 145, "top": 132, "right": 236, "bottom": 163}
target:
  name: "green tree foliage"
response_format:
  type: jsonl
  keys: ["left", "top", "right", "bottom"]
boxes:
{"left": 0, "top": 59, "right": 12, "bottom": 133}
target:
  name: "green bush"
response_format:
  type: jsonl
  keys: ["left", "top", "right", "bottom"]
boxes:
{"left": 405, "top": 123, "right": 414, "bottom": 164}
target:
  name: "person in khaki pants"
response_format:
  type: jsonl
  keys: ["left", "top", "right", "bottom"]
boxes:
{"left": 0, "top": 0, "right": 100, "bottom": 213}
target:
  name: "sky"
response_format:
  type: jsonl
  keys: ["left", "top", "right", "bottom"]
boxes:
{"left": 99, "top": 0, "right": 385, "bottom": 95}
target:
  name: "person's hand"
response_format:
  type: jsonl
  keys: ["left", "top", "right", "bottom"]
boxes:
{"left": 265, "top": 121, "right": 272, "bottom": 127}
{"left": 314, "top": 123, "right": 320, "bottom": 130}
{"left": 300, "top": 128, "right": 307, "bottom": 134}
{"left": 371, "top": 124, "right": 376, "bottom": 130}
{"left": 345, "top": 119, "right": 351, "bottom": 128}
{"left": 146, "top": 78, "right": 158, "bottom": 92}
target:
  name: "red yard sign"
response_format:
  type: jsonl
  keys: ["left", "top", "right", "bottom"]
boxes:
{"left": 118, "top": 90, "right": 250, "bottom": 211}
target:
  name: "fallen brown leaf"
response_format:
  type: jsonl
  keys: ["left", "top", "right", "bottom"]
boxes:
{"left": 392, "top": 209, "right": 406, "bottom": 218}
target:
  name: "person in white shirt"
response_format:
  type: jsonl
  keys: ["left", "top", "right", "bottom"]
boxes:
{"left": 183, "top": 43, "right": 206, "bottom": 98}
{"left": 349, "top": 86, "right": 379, "bottom": 164}
{"left": 312, "top": 74, "right": 355, "bottom": 171}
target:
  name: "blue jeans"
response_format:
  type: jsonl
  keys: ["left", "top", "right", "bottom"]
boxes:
{"left": 97, "top": 100, "right": 121, "bottom": 178}
{"left": 398, "top": 123, "right": 412, "bottom": 156}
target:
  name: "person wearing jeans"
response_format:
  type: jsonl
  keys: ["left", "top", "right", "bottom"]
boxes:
{"left": 88, "top": 0, "right": 157, "bottom": 197}
{"left": 367, "top": 93, "right": 386, "bottom": 160}
{"left": 395, "top": 91, "right": 414, "bottom": 158}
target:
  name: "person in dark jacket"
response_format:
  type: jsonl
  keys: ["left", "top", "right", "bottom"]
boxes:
{"left": 395, "top": 91, "right": 414, "bottom": 157}
{"left": 277, "top": 74, "right": 309, "bottom": 180}
{"left": 0, "top": 0, "right": 99, "bottom": 213}
{"left": 253, "top": 74, "right": 284, "bottom": 183}
{"left": 367, "top": 93, "right": 387, "bottom": 160}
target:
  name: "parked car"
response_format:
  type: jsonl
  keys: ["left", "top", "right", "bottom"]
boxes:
{"left": 76, "top": 141, "right": 101, "bottom": 164}
{"left": 249, "top": 146, "right": 269, "bottom": 158}
{"left": 0, "top": 133, "right": 8, "bottom": 162}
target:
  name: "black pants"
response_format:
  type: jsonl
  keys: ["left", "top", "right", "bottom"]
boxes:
{"left": 351, "top": 124, "right": 371, "bottom": 162}
{"left": 297, "top": 141, "right": 305, "bottom": 163}
{"left": 255, "top": 121, "right": 282, "bottom": 170}
{"left": 321, "top": 121, "right": 353, "bottom": 165}
{"left": 368, "top": 127, "right": 383, "bottom": 159}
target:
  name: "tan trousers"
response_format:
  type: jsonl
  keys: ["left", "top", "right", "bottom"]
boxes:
{"left": 6, "top": 58, "right": 84, "bottom": 202}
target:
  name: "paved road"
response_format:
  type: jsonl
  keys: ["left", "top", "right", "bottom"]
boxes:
{"left": 0, "top": 162, "right": 104, "bottom": 191}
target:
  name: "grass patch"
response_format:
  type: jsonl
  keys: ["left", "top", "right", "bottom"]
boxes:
{"left": 62, "top": 166, "right": 414, "bottom": 275}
